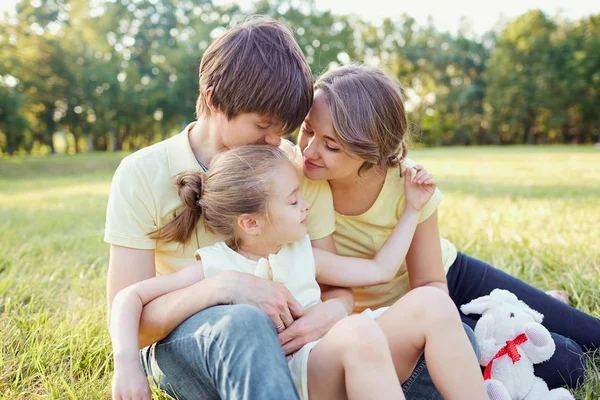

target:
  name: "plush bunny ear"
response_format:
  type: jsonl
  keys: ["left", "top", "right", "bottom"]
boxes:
{"left": 518, "top": 301, "right": 544, "bottom": 323}
{"left": 460, "top": 295, "right": 491, "bottom": 316}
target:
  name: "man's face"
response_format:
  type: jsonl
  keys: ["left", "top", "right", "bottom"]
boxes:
{"left": 216, "top": 111, "right": 284, "bottom": 149}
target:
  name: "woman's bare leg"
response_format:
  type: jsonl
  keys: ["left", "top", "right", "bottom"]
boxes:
{"left": 307, "top": 315, "right": 404, "bottom": 400}
{"left": 377, "top": 287, "right": 487, "bottom": 400}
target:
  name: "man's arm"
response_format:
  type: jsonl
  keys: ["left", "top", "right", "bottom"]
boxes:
{"left": 108, "top": 245, "right": 305, "bottom": 349}
{"left": 107, "top": 245, "right": 235, "bottom": 347}
{"left": 106, "top": 245, "right": 155, "bottom": 328}
{"left": 107, "top": 245, "right": 199, "bottom": 346}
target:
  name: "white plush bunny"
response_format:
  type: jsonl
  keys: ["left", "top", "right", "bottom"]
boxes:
{"left": 461, "top": 289, "right": 574, "bottom": 400}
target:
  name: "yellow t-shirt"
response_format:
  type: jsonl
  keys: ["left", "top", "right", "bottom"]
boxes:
{"left": 330, "top": 158, "right": 458, "bottom": 313}
{"left": 103, "top": 123, "right": 335, "bottom": 276}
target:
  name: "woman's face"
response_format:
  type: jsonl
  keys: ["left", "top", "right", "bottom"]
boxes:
{"left": 298, "top": 90, "right": 364, "bottom": 182}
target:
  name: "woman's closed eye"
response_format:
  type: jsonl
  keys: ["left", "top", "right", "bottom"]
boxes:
{"left": 325, "top": 143, "right": 340, "bottom": 152}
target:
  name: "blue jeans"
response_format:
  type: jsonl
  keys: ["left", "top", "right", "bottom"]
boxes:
{"left": 401, "top": 322, "right": 481, "bottom": 399}
{"left": 447, "top": 252, "right": 595, "bottom": 389}
{"left": 141, "top": 304, "right": 299, "bottom": 400}
{"left": 141, "top": 304, "right": 479, "bottom": 400}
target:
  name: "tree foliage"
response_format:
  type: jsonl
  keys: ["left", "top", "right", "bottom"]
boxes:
{"left": 1, "top": 0, "right": 599, "bottom": 154}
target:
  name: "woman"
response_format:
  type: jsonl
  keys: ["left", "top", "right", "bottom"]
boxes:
{"left": 294, "top": 64, "right": 599, "bottom": 392}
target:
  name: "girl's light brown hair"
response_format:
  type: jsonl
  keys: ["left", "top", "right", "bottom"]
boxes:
{"left": 315, "top": 65, "right": 409, "bottom": 175}
{"left": 149, "top": 146, "right": 290, "bottom": 246}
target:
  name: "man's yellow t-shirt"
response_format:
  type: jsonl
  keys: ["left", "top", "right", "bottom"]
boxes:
{"left": 104, "top": 123, "right": 335, "bottom": 276}
{"left": 326, "top": 158, "right": 458, "bottom": 313}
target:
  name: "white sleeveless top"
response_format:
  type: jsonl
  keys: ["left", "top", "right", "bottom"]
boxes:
{"left": 196, "top": 234, "right": 322, "bottom": 310}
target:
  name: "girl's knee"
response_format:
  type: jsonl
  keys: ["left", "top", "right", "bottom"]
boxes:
{"left": 408, "top": 287, "right": 460, "bottom": 321}
{"left": 330, "top": 315, "right": 389, "bottom": 360}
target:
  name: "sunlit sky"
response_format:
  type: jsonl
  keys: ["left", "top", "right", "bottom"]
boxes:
{"left": 1, "top": 0, "right": 597, "bottom": 35}
{"left": 215, "top": 0, "right": 597, "bottom": 34}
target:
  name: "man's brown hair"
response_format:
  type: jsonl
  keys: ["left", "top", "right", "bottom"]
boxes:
{"left": 196, "top": 16, "right": 313, "bottom": 135}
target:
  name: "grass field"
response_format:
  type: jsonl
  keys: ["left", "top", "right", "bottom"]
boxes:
{"left": 1, "top": 146, "right": 599, "bottom": 399}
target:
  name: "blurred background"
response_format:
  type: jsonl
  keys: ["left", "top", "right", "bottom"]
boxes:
{"left": 0, "top": 0, "right": 599, "bottom": 156}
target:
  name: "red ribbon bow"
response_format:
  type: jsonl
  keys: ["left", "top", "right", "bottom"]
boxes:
{"left": 483, "top": 333, "right": 529, "bottom": 380}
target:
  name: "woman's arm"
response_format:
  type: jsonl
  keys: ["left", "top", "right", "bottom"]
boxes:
{"left": 404, "top": 210, "right": 448, "bottom": 294}
{"left": 314, "top": 207, "right": 422, "bottom": 287}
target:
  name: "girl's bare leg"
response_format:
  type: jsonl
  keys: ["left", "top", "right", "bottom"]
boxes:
{"left": 307, "top": 314, "right": 404, "bottom": 400}
{"left": 376, "top": 287, "right": 487, "bottom": 400}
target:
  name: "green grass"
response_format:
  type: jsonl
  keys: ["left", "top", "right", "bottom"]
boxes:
{"left": 1, "top": 146, "right": 599, "bottom": 399}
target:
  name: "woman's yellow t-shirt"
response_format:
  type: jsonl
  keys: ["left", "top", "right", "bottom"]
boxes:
{"left": 327, "top": 158, "right": 458, "bottom": 313}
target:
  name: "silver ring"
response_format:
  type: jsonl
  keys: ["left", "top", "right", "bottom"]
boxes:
{"left": 276, "top": 323, "right": 285, "bottom": 332}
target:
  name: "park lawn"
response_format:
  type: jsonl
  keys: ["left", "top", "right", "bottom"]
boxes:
{"left": 0, "top": 146, "right": 599, "bottom": 399}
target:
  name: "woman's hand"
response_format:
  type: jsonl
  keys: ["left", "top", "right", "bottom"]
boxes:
{"left": 217, "top": 270, "right": 304, "bottom": 332}
{"left": 277, "top": 299, "right": 348, "bottom": 355}
{"left": 112, "top": 358, "right": 151, "bottom": 400}
{"left": 404, "top": 164, "right": 437, "bottom": 212}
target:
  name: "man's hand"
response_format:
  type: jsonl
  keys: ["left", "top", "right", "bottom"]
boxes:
{"left": 218, "top": 270, "right": 304, "bottom": 332}
{"left": 277, "top": 299, "right": 348, "bottom": 355}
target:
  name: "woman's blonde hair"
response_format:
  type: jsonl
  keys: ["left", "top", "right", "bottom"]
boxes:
{"left": 315, "top": 65, "right": 409, "bottom": 175}
{"left": 149, "top": 146, "right": 290, "bottom": 246}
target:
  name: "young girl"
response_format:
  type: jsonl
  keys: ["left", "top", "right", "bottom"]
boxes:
{"left": 297, "top": 64, "right": 599, "bottom": 391}
{"left": 110, "top": 146, "right": 487, "bottom": 400}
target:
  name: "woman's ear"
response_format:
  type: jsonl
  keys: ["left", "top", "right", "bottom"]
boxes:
{"left": 237, "top": 214, "right": 263, "bottom": 236}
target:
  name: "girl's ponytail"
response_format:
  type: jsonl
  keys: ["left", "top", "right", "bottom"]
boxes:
{"left": 149, "top": 171, "right": 205, "bottom": 244}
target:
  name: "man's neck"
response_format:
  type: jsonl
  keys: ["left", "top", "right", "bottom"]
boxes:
{"left": 188, "top": 116, "right": 222, "bottom": 169}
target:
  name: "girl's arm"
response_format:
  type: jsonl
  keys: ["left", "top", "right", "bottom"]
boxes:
{"left": 314, "top": 207, "right": 421, "bottom": 287}
{"left": 108, "top": 245, "right": 224, "bottom": 348}
{"left": 312, "top": 235, "right": 354, "bottom": 313}
{"left": 110, "top": 262, "right": 206, "bottom": 400}
{"left": 314, "top": 165, "right": 436, "bottom": 288}
{"left": 109, "top": 262, "right": 206, "bottom": 360}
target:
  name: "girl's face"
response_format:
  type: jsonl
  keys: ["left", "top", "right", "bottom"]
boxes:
{"left": 260, "top": 161, "right": 311, "bottom": 245}
{"left": 298, "top": 90, "right": 364, "bottom": 182}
